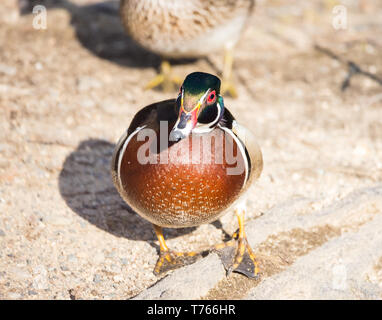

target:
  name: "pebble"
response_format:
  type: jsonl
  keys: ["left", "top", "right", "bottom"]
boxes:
{"left": 93, "top": 274, "right": 102, "bottom": 283}
{"left": 67, "top": 254, "right": 78, "bottom": 263}
{"left": 0, "top": 229, "right": 5, "bottom": 237}
{"left": 292, "top": 172, "right": 301, "bottom": 181}
{"left": 34, "top": 62, "right": 43, "bottom": 71}
{"left": 113, "top": 275, "right": 124, "bottom": 283}
{"left": 110, "top": 264, "right": 121, "bottom": 273}
{"left": 106, "top": 251, "right": 116, "bottom": 258}
{"left": 32, "top": 266, "right": 49, "bottom": 290}
{"left": 10, "top": 267, "right": 30, "bottom": 281}
{"left": 0, "top": 63, "right": 17, "bottom": 76}
{"left": 60, "top": 264, "right": 69, "bottom": 272}
{"left": 353, "top": 144, "right": 368, "bottom": 156}
{"left": 8, "top": 292, "right": 22, "bottom": 299}
{"left": 76, "top": 76, "right": 102, "bottom": 92}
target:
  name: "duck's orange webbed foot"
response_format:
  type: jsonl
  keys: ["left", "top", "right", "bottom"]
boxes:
{"left": 152, "top": 224, "right": 201, "bottom": 275}
{"left": 213, "top": 208, "right": 260, "bottom": 279}
{"left": 154, "top": 249, "right": 200, "bottom": 275}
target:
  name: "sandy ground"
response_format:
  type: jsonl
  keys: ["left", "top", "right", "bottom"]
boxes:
{"left": 0, "top": 0, "right": 382, "bottom": 299}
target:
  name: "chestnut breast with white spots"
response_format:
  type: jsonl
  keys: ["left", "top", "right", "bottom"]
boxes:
{"left": 118, "top": 127, "right": 247, "bottom": 228}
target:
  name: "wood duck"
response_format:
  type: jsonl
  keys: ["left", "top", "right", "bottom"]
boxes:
{"left": 119, "top": 0, "right": 255, "bottom": 97}
{"left": 111, "top": 72, "right": 262, "bottom": 278}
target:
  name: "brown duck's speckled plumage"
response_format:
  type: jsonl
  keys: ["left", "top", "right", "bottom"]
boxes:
{"left": 120, "top": 0, "right": 255, "bottom": 58}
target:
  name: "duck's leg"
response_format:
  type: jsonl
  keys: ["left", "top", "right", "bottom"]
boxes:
{"left": 214, "top": 208, "right": 259, "bottom": 278}
{"left": 153, "top": 224, "right": 200, "bottom": 275}
{"left": 144, "top": 61, "right": 182, "bottom": 92}
{"left": 220, "top": 48, "right": 238, "bottom": 98}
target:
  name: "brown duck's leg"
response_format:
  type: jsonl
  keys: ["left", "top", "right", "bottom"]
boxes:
{"left": 214, "top": 208, "right": 259, "bottom": 278}
{"left": 153, "top": 224, "right": 200, "bottom": 275}
{"left": 144, "top": 61, "right": 182, "bottom": 92}
{"left": 220, "top": 48, "right": 238, "bottom": 98}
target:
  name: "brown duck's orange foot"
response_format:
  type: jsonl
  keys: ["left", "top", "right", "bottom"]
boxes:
{"left": 220, "top": 79, "right": 238, "bottom": 99}
{"left": 153, "top": 250, "right": 201, "bottom": 276}
{"left": 144, "top": 61, "right": 182, "bottom": 92}
{"left": 214, "top": 231, "right": 260, "bottom": 279}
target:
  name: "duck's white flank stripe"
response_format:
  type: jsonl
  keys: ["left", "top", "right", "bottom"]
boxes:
{"left": 218, "top": 124, "right": 249, "bottom": 186}
{"left": 117, "top": 125, "right": 146, "bottom": 190}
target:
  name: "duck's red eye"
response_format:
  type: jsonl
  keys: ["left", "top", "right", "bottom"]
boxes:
{"left": 207, "top": 91, "right": 216, "bottom": 104}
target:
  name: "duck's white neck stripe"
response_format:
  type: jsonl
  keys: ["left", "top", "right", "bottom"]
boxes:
{"left": 218, "top": 124, "right": 249, "bottom": 186}
{"left": 193, "top": 101, "right": 222, "bottom": 134}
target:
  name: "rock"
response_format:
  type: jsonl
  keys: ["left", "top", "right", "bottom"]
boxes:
{"left": 110, "top": 264, "right": 121, "bottom": 273}
{"left": 76, "top": 76, "right": 102, "bottom": 92}
{"left": 32, "top": 266, "right": 49, "bottom": 290}
{"left": 34, "top": 62, "right": 43, "bottom": 71}
{"left": 132, "top": 253, "right": 225, "bottom": 300}
{"left": 8, "top": 292, "right": 22, "bottom": 299}
{"left": 246, "top": 214, "right": 382, "bottom": 299}
{"left": 32, "top": 275, "right": 49, "bottom": 290}
{"left": 67, "top": 254, "right": 77, "bottom": 263}
{"left": 0, "top": 63, "right": 16, "bottom": 76}
{"left": 0, "top": 229, "right": 5, "bottom": 237}
{"left": 93, "top": 274, "right": 102, "bottom": 283}
{"left": 132, "top": 186, "right": 382, "bottom": 300}
{"left": 60, "top": 264, "right": 69, "bottom": 272}
{"left": 246, "top": 185, "right": 382, "bottom": 248}
{"left": 10, "top": 267, "right": 30, "bottom": 281}
{"left": 113, "top": 275, "right": 124, "bottom": 283}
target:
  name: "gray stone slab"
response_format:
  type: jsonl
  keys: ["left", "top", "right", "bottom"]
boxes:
{"left": 132, "top": 253, "right": 226, "bottom": 300}
{"left": 246, "top": 214, "right": 382, "bottom": 299}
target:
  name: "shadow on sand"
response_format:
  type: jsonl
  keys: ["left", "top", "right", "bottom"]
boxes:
{"left": 20, "top": 0, "right": 160, "bottom": 68}
{"left": 58, "top": 138, "right": 229, "bottom": 252}
{"left": 19, "top": 0, "right": 199, "bottom": 71}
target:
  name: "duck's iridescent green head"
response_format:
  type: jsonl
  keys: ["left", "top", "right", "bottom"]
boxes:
{"left": 170, "top": 72, "right": 225, "bottom": 141}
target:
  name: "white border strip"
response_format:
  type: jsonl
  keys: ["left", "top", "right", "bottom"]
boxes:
{"left": 218, "top": 124, "right": 249, "bottom": 186}
{"left": 117, "top": 125, "right": 146, "bottom": 190}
